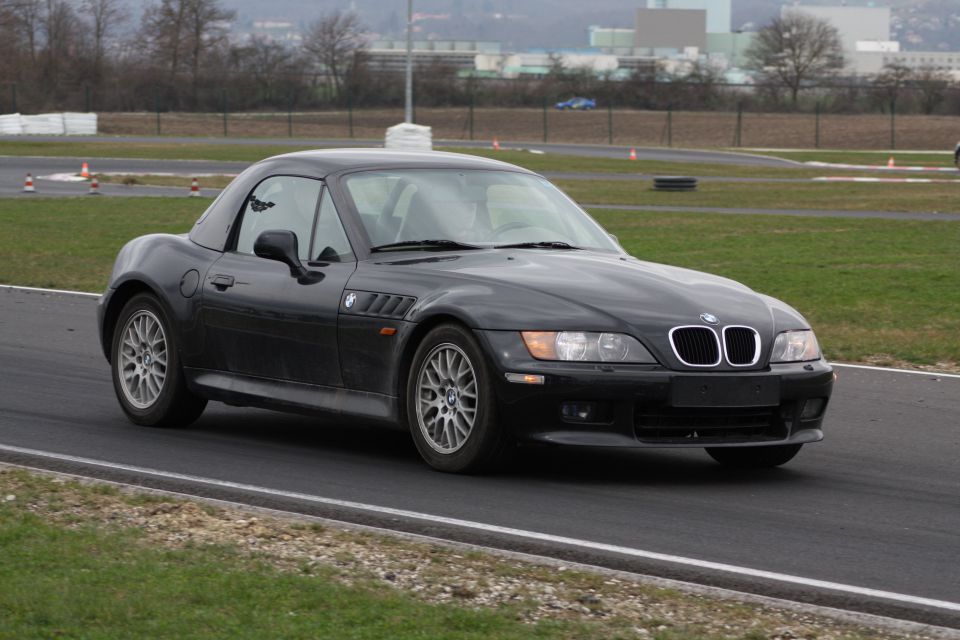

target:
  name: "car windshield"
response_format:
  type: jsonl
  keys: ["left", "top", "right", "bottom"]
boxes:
{"left": 342, "top": 169, "right": 620, "bottom": 252}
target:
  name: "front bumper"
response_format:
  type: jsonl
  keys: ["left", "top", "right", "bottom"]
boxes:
{"left": 478, "top": 330, "right": 834, "bottom": 448}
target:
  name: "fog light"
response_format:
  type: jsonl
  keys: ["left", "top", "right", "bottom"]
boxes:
{"left": 800, "top": 398, "right": 826, "bottom": 420}
{"left": 561, "top": 401, "right": 597, "bottom": 422}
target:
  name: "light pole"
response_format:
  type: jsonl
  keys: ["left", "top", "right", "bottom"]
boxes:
{"left": 405, "top": 0, "right": 413, "bottom": 123}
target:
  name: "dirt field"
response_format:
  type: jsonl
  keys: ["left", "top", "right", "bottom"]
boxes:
{"left": 98, "top": 108, "right": 960, "bottom": 150}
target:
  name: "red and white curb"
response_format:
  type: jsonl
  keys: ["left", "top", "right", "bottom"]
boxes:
{"left": 814, "top": 176, "right": 960, "bottom": 184}
{"left": 806, "top": 161, "right": 958, "bottom": 173}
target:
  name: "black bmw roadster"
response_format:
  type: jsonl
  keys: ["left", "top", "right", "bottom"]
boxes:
{"left": 98, "top": 149, "right": 833, "bottom": 473}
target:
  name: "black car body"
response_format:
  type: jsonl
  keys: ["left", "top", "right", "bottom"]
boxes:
{"left": 98, "top": 149, "right": 833, "bottom": 472}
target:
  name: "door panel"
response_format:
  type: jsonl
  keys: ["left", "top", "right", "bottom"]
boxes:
{"left": 201, "top": 253, "right": 354, "bottom": 386}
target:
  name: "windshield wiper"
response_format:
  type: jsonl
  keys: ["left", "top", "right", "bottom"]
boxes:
{"left": 370, "top": 239, "right": 483, "bottom": 253}
{"left": 494, "top": 241, "right": 582, "bottom": 250}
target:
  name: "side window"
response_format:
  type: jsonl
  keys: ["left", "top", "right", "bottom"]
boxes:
{"left": 235, "top": 176, "right": 322, "bottom": 261}
{"left": 311, "top": 189, "right": 355, "bottom": 262}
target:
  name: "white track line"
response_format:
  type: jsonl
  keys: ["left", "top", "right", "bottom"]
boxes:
{"left": 3, "top": 284, "right": 957, "bottom": 379}
{"left": 831, "top": 362, "right": 960, "bottom": 379}
{"left": 0, "top": 283, "right": 100, "bottom": 298}
{"left": 0, "top": 442, "right": 958, "bottom": 614}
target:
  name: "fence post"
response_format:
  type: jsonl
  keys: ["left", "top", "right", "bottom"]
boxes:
{"left": 734, "top": 101, "right": 743, "bottom": 147}
{"left": 348, "top": 89, "right": 354, "bottom": 138}
{"left": 468, "top": 91, "right": 474, "bottom": 141}
{"left": 889, "top": 99, "right": 896, "bottom": 149}
{"left": 11, "top": 83, "right": 16, "bottom": 113}
{"left": 815, "top": 101, "right": 821, "bottom": 149}
{"left": 667, "top": 105, "right": 673, "bottom": 147}
{"left": 542, "top": 97, "right": 548, "bottom": 143}
{"left": 287, "top": 95, "right": 293, "bottom": 138}
{"left": 154, "top": 92, "right": 161, "bottom": 135}
{"left": 84, "top": 85, "right": 91, "bottom": 112}
{"left": 221, "top": 89, "right": 228, "bottom": 137}
{"left": 607, "top": 100, "right": 613, "bottom": 145}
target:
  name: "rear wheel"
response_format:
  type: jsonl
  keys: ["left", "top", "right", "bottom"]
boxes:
{"left": 706, "top": 444, "right": 802, "bottom": 468}
{"left": 111, "top": 293, "right": 206, "bottom": 427}
{"left": 406, "top": 324, "right": 511, "bottom": 473}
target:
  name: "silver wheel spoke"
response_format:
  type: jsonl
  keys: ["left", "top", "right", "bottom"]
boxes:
{"left": 116, "top": 309, "right": 168, "bottom": 410}
{"left": 415, "top": 342, "right": 479, "bottom": 455}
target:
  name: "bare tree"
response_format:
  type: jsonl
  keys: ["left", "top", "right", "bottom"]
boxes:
{"left": 141, "top": 0, "right": 188, "bottom": 80}
{"left": 140, "top": 0, "right": 233, "bottom": 105}
{"left": 82, "top": 0, "right": 128, "bottom": 84}
{"left": 913, "top": 66, "right": 951, "bottom": 115}
{"left": 745, "top": 11, "right": 844, "bottom": 106}
{"left": 302, "top": 10, "right": 364, "bottom": 96}
{"left": 872, "top": 63, "right": 912, "bottom": 111}
{"left": 38, "top": 0, "right": 79, "bottom": 94}
{"left": 183, "top": 0, "right": 233, "bottom": 102}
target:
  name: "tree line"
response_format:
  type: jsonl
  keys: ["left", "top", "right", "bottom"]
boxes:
{"left": 1, "top": 0, "right": 958, "bottom": 116}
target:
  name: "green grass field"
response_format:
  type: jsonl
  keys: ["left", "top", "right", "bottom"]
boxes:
{"left": 9, "top": 139, "right": 957, "bottom": 180}
{"left": 2, "top": 197, "right": 957, "bottom": 367}
{"left": 556, "top": 179, "right": 960, "bottom": 213}
{"left": 750, "top": 150, "right": 956, "bottom": 167}
{"left": 0, "top": 478, "right": 582, "bottom": 640}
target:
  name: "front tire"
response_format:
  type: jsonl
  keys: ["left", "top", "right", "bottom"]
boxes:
{"left": 111, "top": 293, "right": 206, "bottom": 427}
{"left": 406, "top": 324, "right": 511, "bottom": 473}
{"left": 706, "top": 444, "right": 802, "bottom": 468}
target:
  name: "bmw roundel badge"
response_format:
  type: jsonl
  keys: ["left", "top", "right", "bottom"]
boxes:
{"left": 699, "top": 312, "right": 719, "bottom": 325}
{"left": 344, "top": 292, "right": 357, "bottom": 309}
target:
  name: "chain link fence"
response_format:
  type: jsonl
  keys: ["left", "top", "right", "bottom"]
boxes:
{"left": 3, "top": 77, "right": 959, "bottom": 150}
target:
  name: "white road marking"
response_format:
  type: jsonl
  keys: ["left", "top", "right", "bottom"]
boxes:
{"left": 0, "top": 283, "right": 100, "bottom": 298}
{"left": 1, "top": 442, "right": 958, "bottom": 614}
{"left": 831, "top": 362, "right": 960, "bottom": 380}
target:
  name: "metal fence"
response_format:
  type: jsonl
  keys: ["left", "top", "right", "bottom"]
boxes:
{"left": 4, "top": 79, "right": 959, "bottom": 150}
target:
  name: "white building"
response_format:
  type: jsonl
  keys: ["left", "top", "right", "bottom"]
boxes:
{"left": 646, "top": 0, "right": 731, "bottom": 34}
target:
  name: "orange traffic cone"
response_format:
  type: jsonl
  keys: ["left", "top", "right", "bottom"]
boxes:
{"left": 23, "top": 173, "right": 36, "bottom": 193}
{"left": 492, "top": 137, "right": 500, "bottom": 151}
{"left": 629, "top": 148, "right": 637, "bottom": 161}
{"left": 88, "top": 175, "right": 101, "bottom": 195}
{"left": 887, "top": 156, "right": 895, "bottom": 168}
{"left": 189, "top": 177, "right": 200, "bottom": 197}
{"left": 80, "top": 161, "right": 90, "bottom": 179}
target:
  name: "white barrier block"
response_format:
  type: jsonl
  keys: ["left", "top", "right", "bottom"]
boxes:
{"left": 385, "top": 122, "right": 433, "bottom": 151}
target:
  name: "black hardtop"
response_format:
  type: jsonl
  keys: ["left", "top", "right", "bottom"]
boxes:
{"left": 263, "top": 147, "right": 528, "bottom": 176}
{"left": 189, "top": 147, "right": 534, "bottom": 252}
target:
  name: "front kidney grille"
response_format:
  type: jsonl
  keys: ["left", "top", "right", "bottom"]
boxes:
{"left": 723, "top": 326, "right": 760, "bottom": 366}
{"left": 669, "top": 327, "right": 721, "bottom": 366}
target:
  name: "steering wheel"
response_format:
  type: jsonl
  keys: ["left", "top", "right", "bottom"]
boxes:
{"left": 489, "top": 221, "right": 536, "bottom": 240}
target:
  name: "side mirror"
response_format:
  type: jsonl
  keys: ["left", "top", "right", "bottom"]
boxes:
{"left": 254, "top": 230, "right": 307, "bottom": 278}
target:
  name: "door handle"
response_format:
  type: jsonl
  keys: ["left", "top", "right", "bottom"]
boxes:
{"left": 211, "top": 274, "right": 235, "bottom": 290}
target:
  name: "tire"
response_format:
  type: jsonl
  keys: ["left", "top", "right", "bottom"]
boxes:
{"left": 706, "top": 444, "right": 802, "bottom": 469}
{"left": 110, "top": 293, "right": 207, "bottom": 427}
{"left": 406, "top": 323, "right": 512, "bottom": 473}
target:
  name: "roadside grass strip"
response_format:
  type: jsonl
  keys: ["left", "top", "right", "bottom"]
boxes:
{"left": 0, "top": 467, "right": 935, "bottom": 640}
{"left": 1, "top": 198, "right": 957, "bottom": 369}
{"left": 557, "top": 180, "right": 960, "bottom": 214}
{"left": 5, "top": 139, "right": 950, "bottom": 181}
{"left": 745, "top": 151, "right": 955, "bottom": 168}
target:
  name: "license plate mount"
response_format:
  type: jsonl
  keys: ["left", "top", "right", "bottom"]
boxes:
{"left": 670, "top": 376, "right": 780, "bottom": 407}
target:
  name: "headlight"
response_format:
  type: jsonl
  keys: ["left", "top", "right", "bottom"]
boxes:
{"left": 521, "top": 331, "right": 656, "bottom": 363}
{"left": 770, "top": 330, "right": 821, "bottom": 363}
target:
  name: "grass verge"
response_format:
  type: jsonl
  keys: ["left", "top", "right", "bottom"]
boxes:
{"left": 0, "top": 198, "right": 957, "bottom": 368}
{"left": 558, "top": 179, "right": 960, "bottom": 213}
{"left": 6, "top": 139, "right": 950, "bottom": 180}
{"left": 97, "top": 174, "right": 236, "bottom": 189}
{"left": 746, "top": 150, "right": 956, "bottom": 168}
{"left": 0, "top": 467, "right": 927, "bottom": 640}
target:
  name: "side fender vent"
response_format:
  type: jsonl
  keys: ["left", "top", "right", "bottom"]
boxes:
{"left": 341, "top": 291, "right": 416, "bottom": 319}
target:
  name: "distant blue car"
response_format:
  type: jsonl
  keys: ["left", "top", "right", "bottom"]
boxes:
{"left": 554, "top": 97, "right": 596, "bottom": 111}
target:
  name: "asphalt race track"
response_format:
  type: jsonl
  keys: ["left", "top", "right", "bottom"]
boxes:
{"left": 0, "top": 287, "right": 958, "bottom": 630}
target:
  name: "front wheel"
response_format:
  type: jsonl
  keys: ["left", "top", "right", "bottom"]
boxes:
{"left": 406, "top": 324, "right": 511, "bottom": 473}
{"left": 111, "top": 293, "right": 206, "bottom": 427}
{"left": 706, "top": 444, "right": 802, "bottom": 468}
